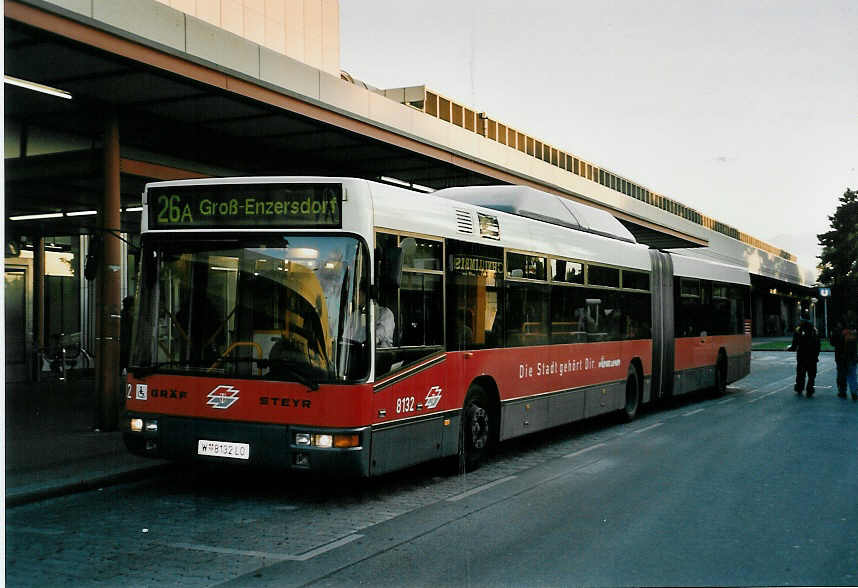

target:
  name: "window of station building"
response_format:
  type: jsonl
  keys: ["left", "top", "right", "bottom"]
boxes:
{"left": 587, "top": 265, "right": 620, "bottom": 288}
{"left": 37, "top": 236, "right": 82, "bottom": 347}
{"left": 550, "top": 259, "right": 584, "bottom": 284}
{"left": 507, "top": 252, "right": 547, "bottom": 281}
{"left": 622, "top": 270, "right": 649, "bottom": 291}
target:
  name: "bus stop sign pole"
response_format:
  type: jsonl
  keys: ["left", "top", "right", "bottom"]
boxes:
{"left": 819, "top": 287, "right": 831, "bottom": 339}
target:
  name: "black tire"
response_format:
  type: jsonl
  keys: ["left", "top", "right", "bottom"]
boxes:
{"left": 621, "top": 365, "right": 641, "bottom": 422}
{"left": 461, "top": 384, "right": 493, "bottom": 472}
{"left": 714, "top": 351, "right": 727, "bottom": 396}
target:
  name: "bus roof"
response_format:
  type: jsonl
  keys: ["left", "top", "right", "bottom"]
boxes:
{"left": 433, "top": 185, "right": 637, "bottom": 243}
{"left": 368, "top": 181, "right": 652, "bottom": 272}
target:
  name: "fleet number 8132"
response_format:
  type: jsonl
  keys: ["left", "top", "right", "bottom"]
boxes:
{"left": 396, "top": 396, "right": 416, "bottom": 414}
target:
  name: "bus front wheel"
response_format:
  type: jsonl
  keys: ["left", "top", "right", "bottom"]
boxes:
{"left": 461, "top": 384, "right": 492, "bottom": 472}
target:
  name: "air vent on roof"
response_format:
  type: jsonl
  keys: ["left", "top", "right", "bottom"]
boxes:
{"left": 455, "top": 209, "right": 473, "bottom": 234}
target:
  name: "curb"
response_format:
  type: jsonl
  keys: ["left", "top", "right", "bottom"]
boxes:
{"left": 6, "top": 462, "right": 175, "bottom": 508}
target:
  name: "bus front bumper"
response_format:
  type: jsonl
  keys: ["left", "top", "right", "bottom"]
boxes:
{"left": 122, "top": 413, "right": 371, "bottom": 477}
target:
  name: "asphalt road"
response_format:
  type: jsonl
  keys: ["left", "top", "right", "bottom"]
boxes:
{"left": 6, "top": 352, "right": 857, "bottom": 587}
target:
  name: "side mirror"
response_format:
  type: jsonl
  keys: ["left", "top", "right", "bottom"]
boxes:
{"left": 84, "top": 234, "right": 102, "bottom": 281}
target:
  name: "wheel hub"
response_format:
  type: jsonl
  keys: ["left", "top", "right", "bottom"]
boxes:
{"left": 470, "top": 405, "right": 488, "bottom": 449}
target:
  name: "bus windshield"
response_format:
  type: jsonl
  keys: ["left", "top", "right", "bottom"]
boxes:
{"left": 131, "top": 234, "right": 369, "bottom": 384}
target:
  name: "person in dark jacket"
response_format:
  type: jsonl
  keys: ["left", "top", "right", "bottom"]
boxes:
{"left": 831, "top": 320, "right": 847, "bottom": 397}
{"left": 843, "top": 317, "right": 858, "bottom": 401}
{"left": 789, "top": 312, "right": 820, "bottom": 397}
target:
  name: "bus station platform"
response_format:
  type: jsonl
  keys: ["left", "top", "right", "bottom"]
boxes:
{"left": 4, "top": 377, "right": 170, "bottom": 507}
{"left": 1, "top": 335, "right": 806, "bottom": 507}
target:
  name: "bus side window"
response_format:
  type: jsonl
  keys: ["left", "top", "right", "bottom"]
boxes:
{"left": 375, "top": 233, "right": 444, "bottom": 377}
{"left": 506, "top": 283, "right": 548, "bottom": 347}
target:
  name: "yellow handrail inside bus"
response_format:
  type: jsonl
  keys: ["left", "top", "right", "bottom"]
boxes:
{"left": 208, "top": 341, "right": 264, "bottom": 375}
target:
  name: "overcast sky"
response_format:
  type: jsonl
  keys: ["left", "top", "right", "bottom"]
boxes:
{"left": 340, "top": 0, "right": 858, "bottom": 271}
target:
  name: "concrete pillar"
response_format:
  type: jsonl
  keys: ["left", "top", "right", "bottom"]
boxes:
{"left": 32, "top": 236, "right": 44, "bottom": 381}
{"left": 753, "top": 292, "right": 764, "bottom": 338}
{"left": 94, "top": 115, "right": 122, "bottom": 431}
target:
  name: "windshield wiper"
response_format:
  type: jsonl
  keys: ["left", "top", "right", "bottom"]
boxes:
{"left": 262, "top": 359, "right": 320, "bottom": 391}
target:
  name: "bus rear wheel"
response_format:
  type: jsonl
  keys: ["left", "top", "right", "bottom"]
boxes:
{"left": 621, "top": 365, "right": 641, "bottom": 422}
{"left": 462, "top": 384, "right": 492, "bottom": 472}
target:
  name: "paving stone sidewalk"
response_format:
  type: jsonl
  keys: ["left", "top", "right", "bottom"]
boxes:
{"left": 5, "top": 377, "right": 168, "bottom": 506}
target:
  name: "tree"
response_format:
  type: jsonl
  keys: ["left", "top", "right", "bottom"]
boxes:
{"left": 817, "top": 188, "right": 858, "bottom": 324}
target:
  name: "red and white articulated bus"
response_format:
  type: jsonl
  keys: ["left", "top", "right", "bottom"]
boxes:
{"left": 123, "top": 177, "right": 751, "bottom": 476}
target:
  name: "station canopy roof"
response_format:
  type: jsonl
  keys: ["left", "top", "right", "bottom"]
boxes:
{"left": 4, "top": 8, "right": 701, "bottom": 249}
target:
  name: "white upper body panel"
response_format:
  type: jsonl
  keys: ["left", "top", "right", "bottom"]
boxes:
{"left": 669, "top": 251, "right": 750, "bottom": 286}
{"left": 369, "top": 182, "right": 652, "bottom": 271}
{"left": 142, "top": 177, "right": 670, "bottom": 275}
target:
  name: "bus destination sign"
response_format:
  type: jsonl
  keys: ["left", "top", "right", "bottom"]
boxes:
{"left": 148, "top": 183, "right": 342, "bottom": 229}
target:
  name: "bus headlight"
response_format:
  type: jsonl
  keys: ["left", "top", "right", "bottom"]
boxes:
{"left": 294, "top": 432, "right": 359, "bottom": 448}
{"left": 313, "top": 434, "right": 333, "bottom": 448}
{"left": 130, "top": 418, "right": 143, "bottom": 432}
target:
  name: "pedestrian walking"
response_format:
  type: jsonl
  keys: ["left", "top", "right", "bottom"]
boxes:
{"left": 843, "top": 318, "right": 858, "bottom": 401}
{"left": 831, "top": 320, "right": 847, "bottom": 397}
{"left": 789, "top": 311, "right": 820, "bottom": 397}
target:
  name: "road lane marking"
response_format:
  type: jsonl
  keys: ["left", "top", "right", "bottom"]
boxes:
{"left": 564, "top": 443, "right": 606, "bottom": 458}
{"left": 446, "top": 476, "right": 517, "bottom": 502}
{"left": 717, "top": 397, "right": 735, "bottom": 405}
{"left": 633, "top": 422, "right": 664, "bottom": 434}
{"left": 168, "top": 542, "right": 294, "bottom": 561}
{"left": 748, "top": 390, "right": 780, "bottom": 403}
{"left": 683, "top": 409, "right": 705, "bottom": 417}
{"left": 6, "top": 525, "right": 64, "bottom": 536}
{"left": 168, "top": 533, "right": 364, "bottom": 562}
{"left": 290, "top": 534, "right": 364, "bottom": 560}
